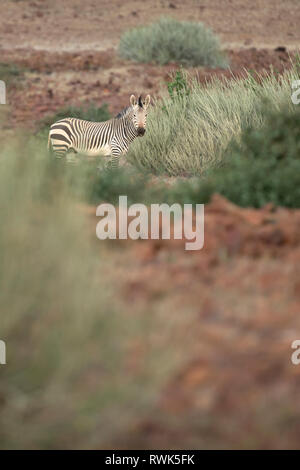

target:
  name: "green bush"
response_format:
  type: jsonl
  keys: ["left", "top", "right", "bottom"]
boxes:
{"left": 165, "top": 104, "right": 300, "bottom": 208}
{"left": 85, "top": 166, "right": 151, "bottom": 205}
{"left": 216, "top": 104, "right": 300, "bottom": 207}
{"left": 0, "top": 62, "right": 25, "bottom": 86}
{"left": 118, "top": 17, "right": 228, "bottom": 68}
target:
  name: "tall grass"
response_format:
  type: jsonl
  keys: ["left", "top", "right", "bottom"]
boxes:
{"left": 128, "top": 66, "right": 299, "bottom": 176}
{"left": 119, "top": 17, "right": 228, "bottom": 68}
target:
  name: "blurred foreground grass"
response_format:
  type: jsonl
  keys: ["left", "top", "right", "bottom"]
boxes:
{"left": 0, "top": 135, "right": 184, "bottom": 449}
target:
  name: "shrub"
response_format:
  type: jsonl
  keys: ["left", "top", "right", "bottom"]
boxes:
{"left": 85, "top": 166, "right": 151, "bottom": 205}
{"left": 165, "top": 104, "right": 300, "bottom": 208}
{"left": 118, "top": 17, "right": 228, "bottom": 68}
{"left": 0, "top": 62, "right": 25, "bottom": 86}
{"left": 215, "top": 103, "right": 300, "bottom": 207}
{"left": 62, "top": 159, "right": 150, "bottom": 205}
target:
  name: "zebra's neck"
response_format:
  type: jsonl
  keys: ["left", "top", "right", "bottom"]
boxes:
{"left": 118, "top": 112, "right": 138, "bottom": 143}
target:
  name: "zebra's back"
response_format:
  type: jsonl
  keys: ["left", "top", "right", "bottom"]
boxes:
{"left": 49, "top": 117, "right": 115, "bottom": 158}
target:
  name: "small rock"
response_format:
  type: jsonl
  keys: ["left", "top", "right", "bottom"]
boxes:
{"left": 275, "top": 46, "right": 286, "bottom": 52}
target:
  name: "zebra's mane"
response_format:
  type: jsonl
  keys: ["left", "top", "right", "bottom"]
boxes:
{"left": 115, "top": 106, "right": 131, "bottom": 119}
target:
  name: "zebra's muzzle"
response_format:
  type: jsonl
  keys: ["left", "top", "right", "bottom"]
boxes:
{"left": 137, "top": 127, "right": 145, "bottom": 136}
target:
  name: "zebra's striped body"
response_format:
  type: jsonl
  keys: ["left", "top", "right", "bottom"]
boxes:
{"left": 48, "top": 94, "right": 151, "bottom": 168}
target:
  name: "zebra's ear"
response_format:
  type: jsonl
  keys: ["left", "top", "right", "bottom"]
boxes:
{"left": 144, "top": 95, "right": 151, "bottom": 109}
{"left": 130, "top": 95, "right": 137, "bottom": 107}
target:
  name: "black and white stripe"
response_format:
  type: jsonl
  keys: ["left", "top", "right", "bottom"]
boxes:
{"left": 47, "top": 94, "right": 151, "bottom": 168}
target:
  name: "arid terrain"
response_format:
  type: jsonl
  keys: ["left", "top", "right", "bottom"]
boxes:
{"left": 1, "top": 0, "right": 300, "bottom": 51}
{"left": 1, "top": 0, "right": 300, "bottom": 127}
{"left": 79, "top": 194, "right": 300, "bottom": 449}
{"left": 1, "top": 0, "right": 300, "bottom": 449}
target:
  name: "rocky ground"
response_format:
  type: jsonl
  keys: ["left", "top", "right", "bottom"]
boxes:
{"left": 1, "top": 0, "right": 299, "bottom": 51}
{"left": 81, "top": 195, "right": 300, "bottom": 448}
{"left": 1, "top": 46, "right": 295, "bottom": 129}
{"left": 1, "top": 0, "right": 299, "bottom": 128}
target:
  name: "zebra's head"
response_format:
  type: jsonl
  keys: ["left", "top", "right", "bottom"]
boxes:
{"left": 130, "top": 94, "right": 151, "bottom": 136}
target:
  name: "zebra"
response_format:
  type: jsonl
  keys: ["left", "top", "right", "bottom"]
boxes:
{"left": 47, "top": 94, "right": 151, "bottom": 168}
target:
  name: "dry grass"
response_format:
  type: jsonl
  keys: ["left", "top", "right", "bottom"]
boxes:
{"left": 128, "top": 66, "right": 299, "bottom": 176}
